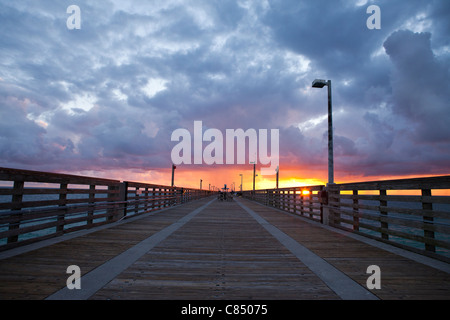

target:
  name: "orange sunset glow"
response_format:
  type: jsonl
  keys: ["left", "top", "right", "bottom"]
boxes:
{"left": 80, "top": 166, "right": 327, "bottom": 191}
{"left": 67, "top": 165, "right": 450, "bottom": 196}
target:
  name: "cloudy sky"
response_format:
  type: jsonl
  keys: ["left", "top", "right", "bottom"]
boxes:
{"left": 0, "top": 0, "right": 449, "bottom": 189}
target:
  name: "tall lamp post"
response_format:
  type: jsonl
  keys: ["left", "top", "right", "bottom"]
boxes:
{"left": 239, "top": 174, "right": 243, "bottom": 192}
{"left": 312, "top": 79, "right": 334, "bottom": 185}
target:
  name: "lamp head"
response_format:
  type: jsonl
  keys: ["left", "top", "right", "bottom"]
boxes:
{"left": 312, "top": 79, "right": 328, "bottom": 88}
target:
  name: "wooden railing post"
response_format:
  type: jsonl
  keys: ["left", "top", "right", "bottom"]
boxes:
{"left": 119, "top": 181, "right": 128, "bottom": 219}
{"left": 293, "top": 189, "right": 297, "bottom": 213}
{"left": 280, "top": 190, "right": 284, "bottom": 211}
{"left": 134, "top": 187, "right": 140, "bottom": 214}
{"left": 322, "top": 188, "right": 330, "bottom": 225}
{"left": 278, "top": 190, "right": 282, "bottom": 209}
{"left": 87, "top": 184, "right": 95, "bottom": 227}
{"left": 319, "top": 186, "right": 324, "bottom": 224}
{"left": 352, "top": 190, "right": 359, "bottom": 231}
{"left": 144, "top": 187, "right": 149, "bottom": 211}
{"left": 56, "top": 183, "right": 68, "bottom": 234}
{"left": 174, "top": 187, "right": 179, "bottom": 205}
{"left": 7, "top": 180, "right": 24, "bottom": 244}
{"left": 380, "top": 189, "right": 388, "bottom": 240}
{"left": 271, "top": 189, "right": 275, "bottom": 207}
{"left": 308, "top": 190, "right": 313, "bottom": 218}
{"left": 293, "top": 189, "right": 298, "bottom": 215}
{"left": 422, "top": 188, "right": 435, "bottom": 252}
{"left": 173, "top": 187, "right": 177, "bottom": 205}
{"left": 284, "top": 190, "right": 287, "bottom": 211}
{"left": 106, "top": 184, "right": 119, "bottom": 221}
{"left": 299, "top": 191, "right": 304, "bottom": 216}
{"left": 272, "top": 189, "right": 280, "bottom": 208}
{"left": 328, "top": 186, "right": 340, "bottom": 226}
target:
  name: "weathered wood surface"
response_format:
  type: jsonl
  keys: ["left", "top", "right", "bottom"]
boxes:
{"left": 1, "top": 197, "right": 449, "bottom": 300}
{"left": 91, "top": 199, "right": 336, "bottom": 300}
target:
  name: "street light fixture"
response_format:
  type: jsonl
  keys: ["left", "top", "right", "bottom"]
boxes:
{"left": 312, "top": 79, "right": 334, "bottom": 185}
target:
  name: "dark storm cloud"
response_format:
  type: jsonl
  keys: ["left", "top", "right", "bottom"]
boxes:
{"left": 384, "top": 29, "right": 450, "bottom": 142}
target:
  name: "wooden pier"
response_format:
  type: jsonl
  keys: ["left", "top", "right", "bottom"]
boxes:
{"left": 0, "top": 168, "right": 449, "bottom": 300}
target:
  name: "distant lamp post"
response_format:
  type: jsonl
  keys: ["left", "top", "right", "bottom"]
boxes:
{"left": 239, "top": 174, "right": 243, "bottom": 192}
{"left": 312, "top": 79, "right": 334, "bottom": 185}
{"left": 252, "top": 162, "right": 256, "bottom": 194}
{"left": 171, "top": 164, "right": 176, "bottom": 187}
{"left": 200, "top": 179, "right": 202, "bottom": 190}
{"left": 276, "top": 165, "right": 279, "bottom": 189}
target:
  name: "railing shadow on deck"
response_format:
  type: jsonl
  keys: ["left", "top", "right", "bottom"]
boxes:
{"left": 242, "top": 176, "right": 450, "bottom": 263}
{"left": 0, "top": 167, "right": 214, "bottom": 252}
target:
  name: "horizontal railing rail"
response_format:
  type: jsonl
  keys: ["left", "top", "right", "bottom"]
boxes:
{"left": 0, "top": 167, "right": 214, "bottom": 252}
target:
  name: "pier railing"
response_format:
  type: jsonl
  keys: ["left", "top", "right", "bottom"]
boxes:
{"left": 0, "top": 167, "right": 214, "bottom": 252}
{"left": 242, "top": 175, "right": 450, "bottom": 262}
{"left": 242, "top": 185, "right": 325, "bottom": 223}
{"left": 2, "top": 167, "right": 449, "bottom": 262}
{"left": 326, "top": 176, "right": 450, "bottom": 262}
